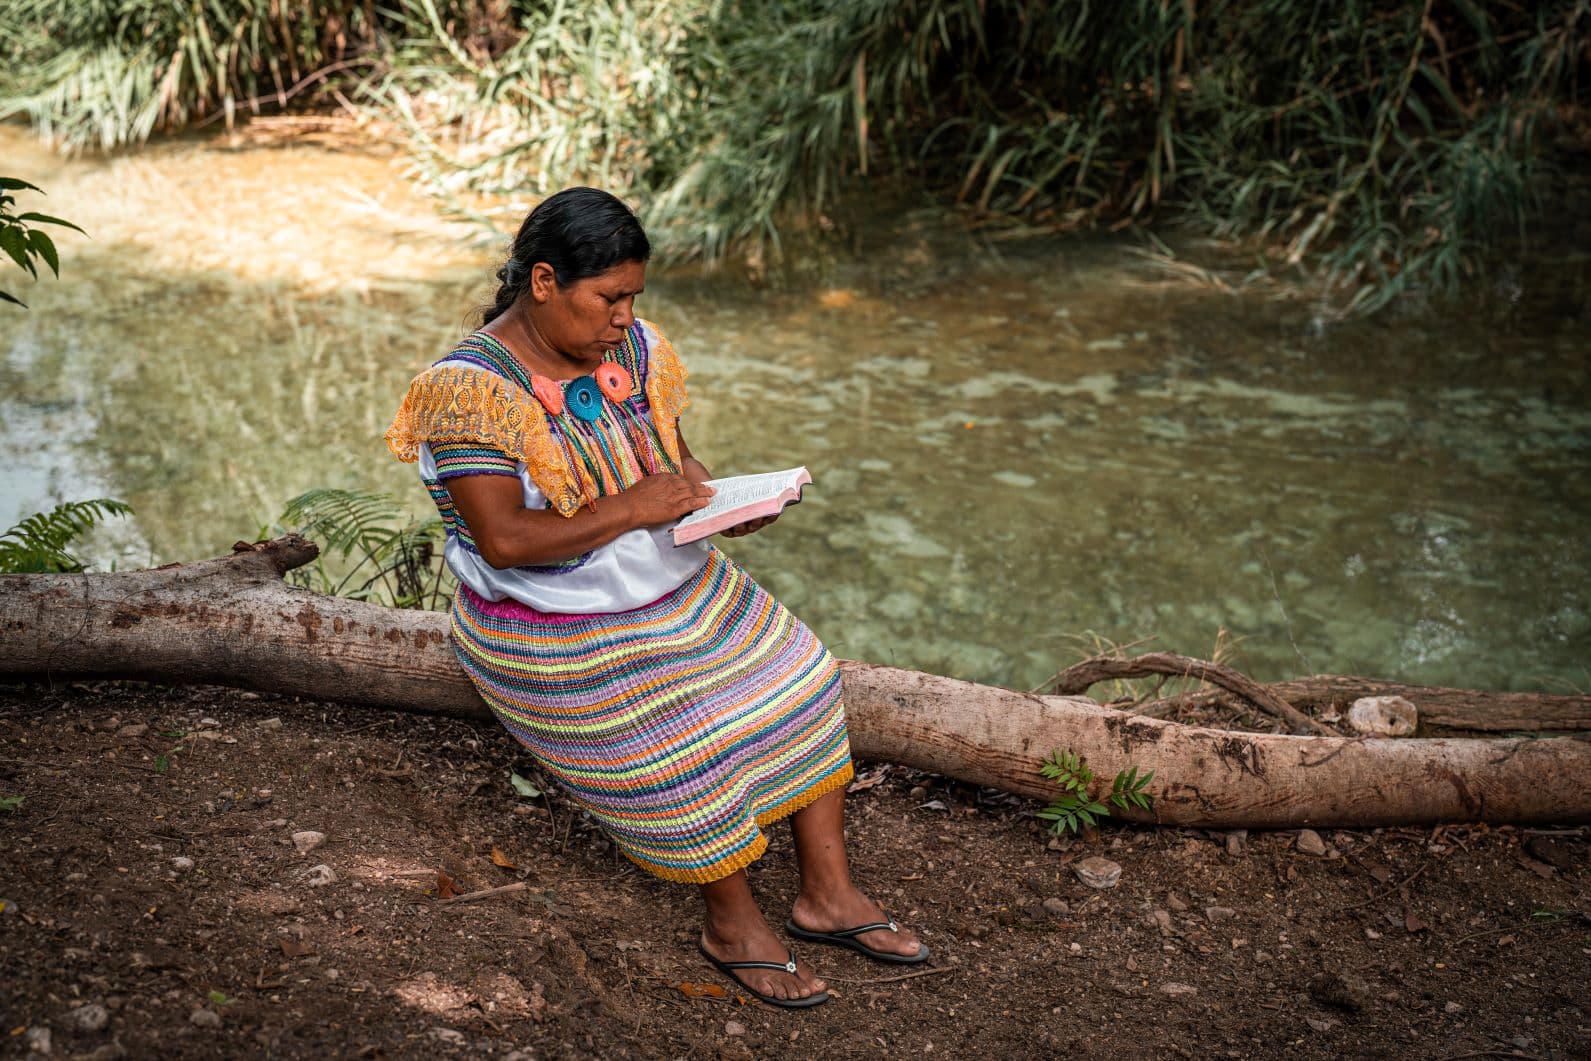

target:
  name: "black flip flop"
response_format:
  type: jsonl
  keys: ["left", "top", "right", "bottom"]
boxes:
{"left": 696, "top": 942, "right": 831, "bottom": 1009}
{"left": 785, "top": 918, "right": 931, "bottom": 965}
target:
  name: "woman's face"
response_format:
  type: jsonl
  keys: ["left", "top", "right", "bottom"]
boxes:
{"left": 530, "top": 259, "right": 647, "bottom": 363}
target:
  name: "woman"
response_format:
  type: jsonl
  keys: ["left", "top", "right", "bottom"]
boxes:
{"left": 385, "top": 187, "right": 925, "bottom": 1008}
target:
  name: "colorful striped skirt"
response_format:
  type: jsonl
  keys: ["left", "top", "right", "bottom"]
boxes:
{"left": 450, "top": 549, "right": 854, "bottom": 884}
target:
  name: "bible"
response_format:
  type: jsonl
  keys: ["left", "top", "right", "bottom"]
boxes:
{"left": 671, "top": 467, "right": 813, "bottom": 546}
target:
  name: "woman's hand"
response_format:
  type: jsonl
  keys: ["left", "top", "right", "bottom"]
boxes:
{"left": 621, "top": 473, "right": 715, "bottom": 527}
{"left": 721, "top": 513, "right": 778, "bottom": 538}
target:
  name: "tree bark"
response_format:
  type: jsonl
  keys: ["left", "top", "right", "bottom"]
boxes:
{"left": 3, "top": 538, "right": 1588, "bottom": 828}
{"left": 1145, "top": 677, "right": 1591, "bottom": 735}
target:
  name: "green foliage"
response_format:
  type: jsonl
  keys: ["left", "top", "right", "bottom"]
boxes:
{"left": 0, "top": 177, "right": 85, "bottom": 307}
{"left": 4, "top": 0, "right": 1585, "bottom": 310}
{"left": 0, "top": 498, "right": 131, "bottom": 574}
{"left": 273, "top": 487, "right": 452, "bottom": 610}
{"left": 0, "top": 0, "right": 381, "bottom": 150}
{"left": 154, "top": 745, "right": 183, "bottom": 774}
{"left": 1038, "top": 750, "right": 1154, "bottom": 836}
{"left": 0, "top": 795, "right": 24, "bottom": 813}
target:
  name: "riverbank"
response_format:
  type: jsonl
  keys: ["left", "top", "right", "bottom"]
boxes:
{"left": 1, "top": 681, "right": 1585, "bottom": 1058}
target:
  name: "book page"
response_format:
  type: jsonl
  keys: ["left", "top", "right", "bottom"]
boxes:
{"left": 674, "top": 467, "right": 809, "bottom": 533}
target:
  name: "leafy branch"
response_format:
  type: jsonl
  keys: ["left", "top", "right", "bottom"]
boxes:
{"left": 1037, "top": 750, "right": 1154, "bottom": 836}
{"left": 1, "top": 177, "right": 84, "bottom": 308}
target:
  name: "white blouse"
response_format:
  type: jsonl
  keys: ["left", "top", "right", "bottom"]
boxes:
{"left": 418, "top": 439, "right": 711, "bottom": 614}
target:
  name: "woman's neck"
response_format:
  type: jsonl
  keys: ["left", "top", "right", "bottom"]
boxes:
{"left": 484, "top": 311, "right": 602, "bottom": 380}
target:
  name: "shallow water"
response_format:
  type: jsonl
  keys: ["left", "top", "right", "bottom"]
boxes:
{"left": 3, "top": 127, "right": 1588, "bottom": 693}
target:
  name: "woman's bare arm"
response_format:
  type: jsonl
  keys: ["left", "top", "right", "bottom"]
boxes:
{"left": 447, "top": 472, "right": 713, "bottom": 569}
{"left": 678, "top": 425, "right": 712, "bottom": 486}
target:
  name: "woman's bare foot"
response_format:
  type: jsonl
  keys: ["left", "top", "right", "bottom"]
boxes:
{"left": 789, "top": 884, "right": 924, "bottom": 959}
{"left": 698, "top": 870, "right": 825, "bottom": 1003}
{"left": 699, "top": 911, "right": 827, "bottom": 1002}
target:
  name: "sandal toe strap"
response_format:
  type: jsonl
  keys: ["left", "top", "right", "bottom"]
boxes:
{"left": 721, "top": 949, "right": 799, "bottom": 975}
{"left": 834, "top": 920, "right": 898, "bottom": 938}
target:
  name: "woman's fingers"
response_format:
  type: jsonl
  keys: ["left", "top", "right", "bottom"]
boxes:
{"left": 722, "top": 515, "right": 775, "bottom": 538}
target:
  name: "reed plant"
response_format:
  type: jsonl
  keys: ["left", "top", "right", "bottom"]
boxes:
{"left": 3, "top": 0, "right": 1584, "bottom": 310}
{"left": 0, "top": 0, "right": 381, "bottom": 149}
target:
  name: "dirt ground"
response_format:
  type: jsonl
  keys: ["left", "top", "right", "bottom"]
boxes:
{"left": 1, "top": 680, "right": 1586, "bottom": 1060}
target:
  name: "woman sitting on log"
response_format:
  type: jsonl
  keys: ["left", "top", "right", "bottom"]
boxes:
{"left": 384, "top": 187, "right": 926, "bottom": 1008}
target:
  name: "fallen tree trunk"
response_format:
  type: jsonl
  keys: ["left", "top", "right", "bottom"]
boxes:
{"left": 3, "top": 538, "right": 1589, "bottom": 828}
{"left": 1146, "top": 677, "right": 1591, "bottom": 735}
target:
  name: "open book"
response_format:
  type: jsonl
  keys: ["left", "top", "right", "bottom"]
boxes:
{"left": 671, "top": 467, "right": 812, "bottom": 546}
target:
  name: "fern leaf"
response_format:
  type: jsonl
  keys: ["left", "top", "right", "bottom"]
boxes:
{"left": 0, "top": 498, "right": 131, "bottom": 573}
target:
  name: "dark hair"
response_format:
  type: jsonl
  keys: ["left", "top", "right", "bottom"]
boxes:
{"left": 481, "top": 187, "right": 650, "bottom": 326}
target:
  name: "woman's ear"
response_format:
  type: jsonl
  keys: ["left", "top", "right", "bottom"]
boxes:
{"left": 529, "top": 262, "right": 559, "bottom": 304}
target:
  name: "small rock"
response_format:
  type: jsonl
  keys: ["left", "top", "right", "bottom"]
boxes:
{"left": 1364, "top": 928, "right": 1382, "bottom": 940}
{"left": 1306, "top": 1017, "right": 1338, "bottom": 1033}
{"left": 117, "top": 724, "right": 149, "bottom": 738}
{"left": 1205, "top": 906, "right": 1236, "bottom": 923}
{"left": 24, "top": 1027, "right": 51, "bottom": 1054}
{"left": 1308, "top": 971, "right": 1370, "bottom": 1012}
{"left": 0, "top": 898, "right": 17, "bottom": 916}
{"left": 69, "top": 1003, "right": 109, "bottom": 1032}
{"left": 303, "top": 864, "right": 338, "bottom": 887}
{"left": 1444, "top": 1001, "right": 1463, "bottom": 1014}
{"left": 1160, "top": 982, "right": 1197, "bottom": 998}
{"left": 1041, "top": 897, "right": 1069, "bottom": 917}
{"left": 1225, "top": 830, "right": 1248, "bottom": 858}
{"left": 724, "top": 1021, "right": 747, "bottom": 1037}
{"left": 1347, "top": 696, "right": 1417, "bottom": 737}
{"left": 171, "top": 857, "right": 194, "bottom": 873}
{"left": 1151, "top": 909, "right": 1173, "bottom": 937}
{"left": 1167, "top": 893, "right": 1188, "bottom": 913}
{"left": 189, "top": 1008, "right": 221, "bottom": 1029}
{"left": 1295, "top": 829, "right": 1328, "bottom": 857}
{"left": 292, "top": 831, "right": 326, "bottom": 855}
{"left": 198, "top": 717, "right": 221, "bottom": 728}
{"left": 909, "top": 786, "right": 928, "bottom": 800}
{"left": 1068, "top": 942, "right": 1082, "bottom": 955}
{"left": 260, "top": 717, "right": 283, "bottom": 729}
{"left": 77, "top": 1044, "right": 126, "bottom": 1061}
{"left": 431, "top": 1028, "right": 466, "bottom": 1047}
{"left": 1074, "top": 856, "right": 1122, "bottom": 889}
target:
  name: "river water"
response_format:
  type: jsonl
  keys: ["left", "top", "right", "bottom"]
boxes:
{"left": 3, "top": 126, "right": 1587, "bottom": 694}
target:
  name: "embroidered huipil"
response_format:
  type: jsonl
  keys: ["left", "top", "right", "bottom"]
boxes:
{"left": 384, "top": 318, "right": 710, "bottom": 613}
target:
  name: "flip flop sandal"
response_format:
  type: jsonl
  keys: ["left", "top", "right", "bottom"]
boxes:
{"left": 785, "top": 918, "right": 931, "bottom": 965}
{"left": 696, "top": 942, "right": 831, "bottom": 1009}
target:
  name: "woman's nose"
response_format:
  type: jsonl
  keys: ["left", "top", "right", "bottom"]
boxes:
{"left": 613, "top": 299, "right": 635, "bottom": 329}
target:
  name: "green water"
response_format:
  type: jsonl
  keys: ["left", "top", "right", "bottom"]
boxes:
{"left": 3, "top": 128, "right": 1588, "bottom": 694}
